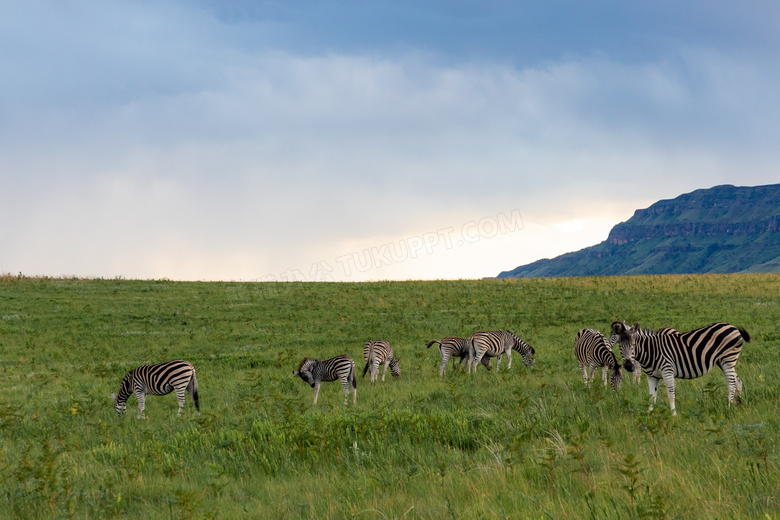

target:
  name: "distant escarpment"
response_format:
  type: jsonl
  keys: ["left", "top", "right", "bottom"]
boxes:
{"left": 498, "top": 184, "right": 780, "bottom": 278}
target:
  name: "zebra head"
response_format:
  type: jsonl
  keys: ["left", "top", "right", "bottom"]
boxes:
{"left": 611, "top": 321, "right": 638, "bottom": 373}
{"left": 293, "top": 357, "right": 317, "bottom": 388}
{"left": 111, "top": 392, "right": 127, "bottom": 416}
{"left": 513, "top": 337, "right": 535, "bottom": 367}
{"left": 389, "top": 357, "right": 401, "bottom": 378}
{"left": 112, "top": 373, "right": 133, "bottom": 416}
{"left": 610, "top": 365, "right": 623, "bottom": 391}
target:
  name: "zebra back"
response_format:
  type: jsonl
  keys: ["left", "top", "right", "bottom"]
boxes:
{"left": 428, "top": 336, "right": 470, "bottom": 357}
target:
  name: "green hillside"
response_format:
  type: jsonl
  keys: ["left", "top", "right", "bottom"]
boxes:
{"left": 499, "top": 184, "right": 780, "bottom": 278}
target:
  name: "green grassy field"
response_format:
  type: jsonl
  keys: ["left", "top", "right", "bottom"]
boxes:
{"left": 0, "top": 274, "right": 778, "bottom": 519}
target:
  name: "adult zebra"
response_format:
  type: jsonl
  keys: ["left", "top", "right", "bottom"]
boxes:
{"left": 426, "top": 337, "right": 491, "bottom": 376}
{"left": 612, "top": 321, "right": 749, "bottom": 416}
{"left": 467, "top": 330, "right": 535, "bottom": 373}
{"left": 609, "top": 327, "right": 678, "bottom": 384}
{"left": 112, "top": 360, "right": 199, "bottom": 419}
{"left": 362, "top": 340, "right": 400, "bottom": 382}
{"left": 293, "top": 355, "right": 357, "bottom": 405}
{"left": 574, "top": 329, "right": 624, "bottom": 390}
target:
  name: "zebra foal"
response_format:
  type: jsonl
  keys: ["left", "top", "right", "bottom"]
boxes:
{"left": 293, "top": 355, "right": 357, "bottom": 405}
{"left": 574, "top": 329, "right": 624, "bottom": 390}
{"left": 362, "top": 340, "right": 401, "bottom": 382}
{"left": 467, "top": 330, "right": 535, "bottom": 373}
{"left": 612, "top": 321, "right": 749, "bottom": 416}
{"left": 426, "top": 337, "right": 491, "bottom": 376}
{"left": 112, "top": 360, "right": 199, "bottom": 419}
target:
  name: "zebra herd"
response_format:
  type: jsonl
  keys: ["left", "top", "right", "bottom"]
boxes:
{"left": 112, "top": 321, "right": 749, "bottom": 418}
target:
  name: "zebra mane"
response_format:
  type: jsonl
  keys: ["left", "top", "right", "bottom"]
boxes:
{"left": 297, "top": 357, "right": 316, "bottom": 371}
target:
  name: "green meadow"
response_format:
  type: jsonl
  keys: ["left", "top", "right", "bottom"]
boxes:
{"left": 0, "top": 274, "right": 778, "bottom": 519}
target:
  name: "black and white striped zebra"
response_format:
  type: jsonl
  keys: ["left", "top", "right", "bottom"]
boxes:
{"left": 609, "top": 327, "right": 678, "bottom": 384}
{"left": 426, "top": 337, "right": 491, "bottom": 376}
{"left": 112, "top": 360, "right": 199, "bottom": 419}
{"left": 467, "top": 330, "right": 535, "bottom": 373}
{"left": 293, "top": 355, "right": 357, "bottom": 405}
{"left": 362, "top": 340, "right": 401, "bottom": 382}
{"left": 574, "top": 329, "right": 623, "bottom": 390}
{"left": 612, "top": 321, "right": 749, "bottom": 416}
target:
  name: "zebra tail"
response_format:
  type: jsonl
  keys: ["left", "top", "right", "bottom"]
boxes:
{"left": 738, "top": 327, "right": 751, "bottom": 343}
{"left": 426, "top": 340, "right": 440, "bottom": 349}
{"left": 350, "top": 362, "right": 357, "bottom": 390}
{"left": 188, "top": 372, "right": 200, "bottom": 413}
{"left": 362, "top": 343, "right": 375, "bottom": 378}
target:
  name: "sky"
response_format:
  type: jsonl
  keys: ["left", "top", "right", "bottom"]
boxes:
{"left": 2, "top": 0, "right": 779, "bottom": 281}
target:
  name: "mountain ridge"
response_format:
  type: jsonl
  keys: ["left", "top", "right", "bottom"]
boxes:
{"left": 498, "top": 184, "right": 780, "bottom": 278}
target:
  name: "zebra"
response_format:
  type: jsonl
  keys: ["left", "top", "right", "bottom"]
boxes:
{"left": 575, "top": 329, "right": 624, "bottom": 390}
{"left": 609, "top": 326, "right": 678, "bottom": 384}
{"left": 611, "top": 321, "right": 749, "bottom": 416}
{"left": 112, "top": 360, "right": 199, "bottom": 419}
{"left": 467, "top": 330, "right": 535, "bottom": 373}
{"left": 293, "top": 355, "right": 357, "bottom": 405}
{"left": 362, "top": 340, "right": 400, "bottom": 382}
{"left": 426, "top": 337, "right": 491, "bottom": 376}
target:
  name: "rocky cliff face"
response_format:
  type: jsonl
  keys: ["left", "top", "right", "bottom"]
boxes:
{"left": 498, "top": 184, "right": 780, "bottom": 278}
{"left": 607, "top": 216, "right": 780, "bottom": 245}
{"left": 606, "top": 184, "right": 780, "bottom": 245}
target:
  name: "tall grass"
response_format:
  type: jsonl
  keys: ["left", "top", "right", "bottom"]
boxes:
{"left": 0, "top": 274, "right": 777, "bottom": 518}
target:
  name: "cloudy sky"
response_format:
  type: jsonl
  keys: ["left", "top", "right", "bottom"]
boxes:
{"left": 2, "top": 1, "right": 779, "bottom": 281}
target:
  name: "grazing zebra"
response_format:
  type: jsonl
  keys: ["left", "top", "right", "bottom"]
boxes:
{"left": 426, "top": 337, "right": 491, "bottom": 376}
{"left": 609, "top": 327, "right": 678, "bottom": 384}
{"left": 112, "top": 360, "right": 199, "bottom": 419}
{"left": 574, "top": 329, "right": 624, "bottom": 390}
{"left": 467, "top": 330, "right": 535, "bottom": 373}
{"left": 293, "top": 355, "right": 357, "bottom": 405}
{"left": 362, "top": 340, "right": 401, "bottom": 382}
{"left": 612, "top": 321, "right": 749, "bottom": 416}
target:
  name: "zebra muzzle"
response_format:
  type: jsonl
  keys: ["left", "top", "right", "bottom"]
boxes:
{"left": 623, "top": 360, "right": 635, "bottom": 372}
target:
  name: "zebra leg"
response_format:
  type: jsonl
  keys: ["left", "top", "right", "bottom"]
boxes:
{"left": 721, "top": 364, "right": 742, "bottom": 404}
{"left": 440, "top": 351, "right": 450, "bottom": 376}
{"left": 505, "top": 350, "right": 512, "bottom": 370}
{"left": 136, "top": 391, "right": 146, "bottom": 419}
{"left": 381, "top": 361, "right": 389, "bottom": 382}
{"left": 602, "top": 366, "right": 609, "bottom": 387}
{"left": 313, "top": 382, "right": 321, "bottom": 405}
{"left": 175, "top": 387, "right": 186, "bottom": 416}
{"left": 472, "top": 352, "right": 486, "bottom": 373}
{"left": 661, "top": 371, "right": 677, "bottom": 416}
{"left": 587, "top": 365, "right": 596, "bottom": 386}
{"left": 341, "top": 377, "right": 350, "bottom": 405}
{"left": 579, "top": 363, "right": 588, "bottom": 386}
{"left": 646, "top": 375, "right": 660, "bottom": 412}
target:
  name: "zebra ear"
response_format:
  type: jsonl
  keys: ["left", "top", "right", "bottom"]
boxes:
{"left": 632, "top": 322, "right": 641, "bottom": 333}
{"left": 611, "top": 321, "right": 624, "bottom": 335}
